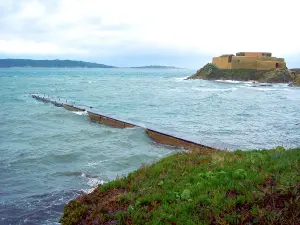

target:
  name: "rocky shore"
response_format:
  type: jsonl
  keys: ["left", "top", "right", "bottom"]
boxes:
{"left": 289, "top": 69, "right": 300, "bottom": 86}
{"left": 187, "top": 63, "right": 300, "bottom": 86}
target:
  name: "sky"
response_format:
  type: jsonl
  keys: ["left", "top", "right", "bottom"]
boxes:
{"left": 0, "top": 0, "right": 300, "bottom": 68}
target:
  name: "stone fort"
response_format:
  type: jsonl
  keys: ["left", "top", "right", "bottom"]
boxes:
{"left": 212, "top": 52, "right": 286, "bottom": 70}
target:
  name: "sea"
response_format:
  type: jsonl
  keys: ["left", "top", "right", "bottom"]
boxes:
{"left": 0, "top": 68, "right": 299, "bottom": 224}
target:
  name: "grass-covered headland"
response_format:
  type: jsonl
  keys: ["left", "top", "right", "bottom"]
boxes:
{"left": 60, "top": 147, "right": 300, "bottom": 224}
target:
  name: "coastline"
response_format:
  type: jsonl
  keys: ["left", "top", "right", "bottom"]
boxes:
{"left": 2, "top": 67, "right": 299, "bottom": 224}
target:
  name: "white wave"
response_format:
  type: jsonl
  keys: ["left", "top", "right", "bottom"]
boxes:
{"left": 87, "top": 162, "right": 98, "bottom": 167}
{"left": 243, "top": 83, "right": 253, "bottom": 87}
{"left": 87, "top": 178, "right": 104, "bottom": 187}
{"left": 192, "top": 87, "right": 217, "bottom": 92}
{"left": 282, "top": 88, "right": 300, "bottom": 92}
{"left": 216, "top": 80, "right": 265, "bottom": 86}
{"left": 174, "top": 76, "right": 189, "bottom": 81}
{"left": 81, "top": 185, "right": 104, "bottom": 194}
{"left": 72, "top": 111, "right": 87, "bottom": 116}
{"left": 192, "top": 87, "right": 237, "bottom": 92}
{"left": 82, "top": 187, "right": 96, "bottom": 194}
{"left": 259, "top": 88, "right": 277, "bottom": 91}
{"left": 80, "top": 173, "right": 105, "bottom": 193}
{"left": 86, "top": 160, "right": 109, "bottom": 167}
{"left": 215, "top": 80, "right": 243, "bottom": 84}
{"left": 249, "top": 87, "right": 277, "bottom": 91}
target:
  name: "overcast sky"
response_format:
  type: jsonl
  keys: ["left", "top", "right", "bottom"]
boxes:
{"left": 0, "top": 0, "right": 299, "bottom": 68}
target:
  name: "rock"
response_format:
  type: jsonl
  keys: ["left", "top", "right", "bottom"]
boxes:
{"left": 187, "top": 64, "right": 295, "bottom": 84}
{"left": 295, "top": 74, "right": 300, "bottom": 86}
{"left": 288, "top": 74, "right": 300, "bottom": 87}
{"left": 262, "top": 69, "right": 293, "bottom": 83}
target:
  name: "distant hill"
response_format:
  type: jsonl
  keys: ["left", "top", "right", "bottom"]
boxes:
{"left": 0, "top": 59, "right": 115, "bottom": 68}
{"left": 130, "top": 65, "right": 180, "bottom": 69}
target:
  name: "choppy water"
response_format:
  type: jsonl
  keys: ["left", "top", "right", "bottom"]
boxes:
{"left": 0, "top": 68, "right": 299, "bottom": 224}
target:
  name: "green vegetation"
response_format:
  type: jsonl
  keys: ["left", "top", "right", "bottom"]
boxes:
{"left": 0, "top": 59, "right": 115, "bottom": 68}
{"left": 188, "top": 63, "right": 295, "bottom": 83}
{"left": 60, "top": 147, "right": 300, "bottom": 224}
{"left": 289, "top": 69, "right": 300, "bottom": 86}
{"left": 295, "top": 75, "right": 300, "bottom": 86}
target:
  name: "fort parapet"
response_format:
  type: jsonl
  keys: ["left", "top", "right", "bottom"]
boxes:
{"left": 212, "top": 52, "right": 286, "bottom": 70}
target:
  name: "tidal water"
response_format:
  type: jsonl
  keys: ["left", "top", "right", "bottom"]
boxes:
{"left": 0, "top": 68, "right": 299, "bottom": 224}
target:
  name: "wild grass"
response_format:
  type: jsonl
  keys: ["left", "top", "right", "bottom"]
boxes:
{"left": 60, "top": 147, "right": 300, "bottom": 224}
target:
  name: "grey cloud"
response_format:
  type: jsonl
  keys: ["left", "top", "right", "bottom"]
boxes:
{"left": 0, "top": 1, "right": 49, "bottom": 38}
{"left": 0, "top": 0, "right": 132, "bottom": 49}
{"left": 0, "top": 0, "right": 208, "bottom": 68}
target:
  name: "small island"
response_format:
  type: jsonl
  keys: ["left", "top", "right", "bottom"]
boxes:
{"left": 187, "top": 52, "right": 300, "bottom": 86}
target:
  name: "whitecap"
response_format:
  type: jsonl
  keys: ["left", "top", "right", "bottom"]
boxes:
{"left": 72, "top": 111, "right": 87, "bottom": 116}
{"left": 192, "top": 87, "right": 237, "bottom": 92}
{"left": 87, "top": 162, "right": 98, "bottom": 167}
{"left": 82, "top": 188, "right": 95, "bottom": 194}
{"left": 81, "top": 172, "right": 104, "bottom": 185}
{"left": 243, "top": 81, "right": 257, "bottom": 84}
{"left": 86, "top": 160, "right": 109, "bottom": 167}
{"left": 87, "top": 178, "right": 105, "bottom": 187}
{"left": 174, "top": 76, "right": 189, "bottom": 81}
{"left": 192, "top": 87, "right": 218, "bottom": 92}
{"left": 249, "top": 87, "right": 277, "bottom": 91}
{"left": 215, "top": 80, "right": 243, "bottom": 84}
{"left": 81, "top": 185, "right": 105, "bottom": 194}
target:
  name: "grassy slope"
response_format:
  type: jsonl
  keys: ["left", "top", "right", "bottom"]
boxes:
{"left": 60, "top": 147, "right": 300, "bottom": 225}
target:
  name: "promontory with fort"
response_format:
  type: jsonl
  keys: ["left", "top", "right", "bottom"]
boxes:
{"left": 188, "top": 52, "right": 300, "bottom": 86}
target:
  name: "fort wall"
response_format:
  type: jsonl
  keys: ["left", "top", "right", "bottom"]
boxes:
{"left": 231, "top": 56, "right": 257, "bottom": 70}
{"left": 212, "top": 52, "right": 286, "bottom": 70}
{"left": 256, "top": 60, "right": 285, "bottom": 70}
{"left": 212, "top": 57, "right": 232, "bottom": 69}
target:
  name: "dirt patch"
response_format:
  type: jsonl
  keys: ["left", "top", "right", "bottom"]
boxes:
{"left": 216, "top": 181, "right": 300, "bottom": 224}
{"left": 226, "top": 189, "right": 238, "bottom": 198}
{"left": 258, "top": 183, "right": 300, "bottom": 224}
{"left": 75, "top": 188, "right": 129, "bottom": 225}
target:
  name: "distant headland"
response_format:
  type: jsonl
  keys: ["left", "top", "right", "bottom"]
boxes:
{"left": 187, "top": 52, "right": 300, "bottom": 86}
{"left": 0, "top": 59, "right": 179, "bottom": 69}
{"left": 0, "top": 59, "right": 116, "bottom": 68}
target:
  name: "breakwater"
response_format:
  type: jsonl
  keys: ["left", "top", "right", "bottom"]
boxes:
{"left": 31, "top": 94, "right": 216, "bottom": 152}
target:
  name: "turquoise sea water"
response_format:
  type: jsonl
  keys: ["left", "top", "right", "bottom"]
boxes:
{"left": 0, "top": 68, "right": 299, "bottom": 224}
